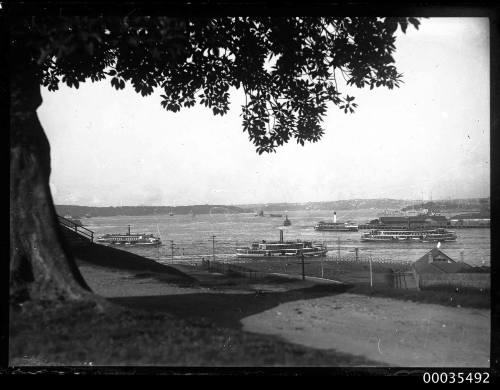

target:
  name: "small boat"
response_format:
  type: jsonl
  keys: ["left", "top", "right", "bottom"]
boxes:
{"left": 62, "top": 215, "right": 84, "bottom": 226}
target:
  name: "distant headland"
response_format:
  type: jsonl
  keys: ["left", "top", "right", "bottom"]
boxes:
{"left": 55, "top": 204, "right": 254, "bottom": 218}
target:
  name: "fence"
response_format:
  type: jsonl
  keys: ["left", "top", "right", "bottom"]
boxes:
{"left": 135, "top": 236, "right": 490, "bottom": 292}
{"left": 201, "top": 259, "right": 269, "bottom": 279}
{"left": 57, "top": 215, "right": 94, "bottom": 245}
{"left": 417, "top": 273, "right": 490, "bottom": 291}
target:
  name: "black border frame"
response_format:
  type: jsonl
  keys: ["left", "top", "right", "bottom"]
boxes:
{"left": 2, "top": 0, "right": 499, "bottom": 379}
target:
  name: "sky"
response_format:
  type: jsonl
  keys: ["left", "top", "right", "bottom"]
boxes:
{"left": 38, "top": 17, "right": 490, "bottom": 207}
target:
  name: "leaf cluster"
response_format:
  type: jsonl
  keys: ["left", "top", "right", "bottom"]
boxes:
{"left": 10, "top": 16, "right": 420, "bottom": 153}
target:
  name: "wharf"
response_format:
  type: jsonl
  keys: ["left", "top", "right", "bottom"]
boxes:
{"left": 358, "top": 224, "right": 490, "bottom": 230}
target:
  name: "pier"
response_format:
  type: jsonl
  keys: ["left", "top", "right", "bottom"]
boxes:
{"left": 358, "top": 224, "right": 489, "bottom": 230}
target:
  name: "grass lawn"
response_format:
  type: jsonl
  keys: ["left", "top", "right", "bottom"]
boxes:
{"left": 9, "top": 299, "right": 383, "bottom": 367}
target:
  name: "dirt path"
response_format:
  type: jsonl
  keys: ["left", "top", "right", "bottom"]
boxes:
{"left": 241, "top": 293, "right": 490, "bottom": 367}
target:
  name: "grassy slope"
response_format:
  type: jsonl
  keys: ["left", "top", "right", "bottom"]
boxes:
{"left": 10, "top": 300, "right": 382, "bottom": 367}
{"left": 10, "top": 237, "right": 488, "bottom": 366}
{"left": 10, "top": 240, "right": 382, "bottom": 366}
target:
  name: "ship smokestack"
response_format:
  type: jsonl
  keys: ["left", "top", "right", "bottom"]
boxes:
{"left": 333, "top": 211, "right": 337, "bottom": 223}
{"left": 279, "top": 229, "right": 283, "bottom": 243}
{"left": 127, "top": 224, "right": 131, "bottom": 236}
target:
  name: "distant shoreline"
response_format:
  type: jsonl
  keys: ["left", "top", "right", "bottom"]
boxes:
{"left": 55, "top": 204, "right": 254, "bottom": 218}
{"left": 56, "top": 197, "right": 488, "bottom": 218}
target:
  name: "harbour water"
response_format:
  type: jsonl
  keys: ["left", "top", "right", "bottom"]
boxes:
{"left": 83, "top": 209, "right": 490, "bottom": 266}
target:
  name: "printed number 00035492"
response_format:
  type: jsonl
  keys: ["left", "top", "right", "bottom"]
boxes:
{"left": 423, "top": 372, "right": 489, "bottom": 384}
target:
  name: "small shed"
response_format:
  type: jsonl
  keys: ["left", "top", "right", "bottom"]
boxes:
{"left": 413, "top": 248, "right": 473, "bottom": 274}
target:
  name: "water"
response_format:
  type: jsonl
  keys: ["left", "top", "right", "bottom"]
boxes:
{"left": 83, "top": 209, "right": 490, "bottom": 266}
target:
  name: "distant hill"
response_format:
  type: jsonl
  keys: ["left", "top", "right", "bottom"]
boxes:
{"left": 240, "top": 197, "right": 490, "bottom": 213}
{"left": 402, "top": 198, "right": 490, "bottom": 214}
{"left": 57, "top": 197, "right": 490, "bottom": 218}
{"left": 239, "top": 199, "right": 413, "bottom": 212}
{"left": 55, "top": 204, "right": 254, "bottom": 218}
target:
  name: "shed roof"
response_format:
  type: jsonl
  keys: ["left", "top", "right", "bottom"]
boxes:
{"left": 413, "top": 248, "right": 473, "bottom": 274}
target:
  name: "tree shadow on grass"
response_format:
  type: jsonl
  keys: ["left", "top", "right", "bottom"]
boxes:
{"left": 109, "top": 282, "right": 352, "bottom": 330}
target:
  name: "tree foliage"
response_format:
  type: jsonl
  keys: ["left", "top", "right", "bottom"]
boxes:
{"left": 11, "top": 16, "right": 420, "bottom": 153}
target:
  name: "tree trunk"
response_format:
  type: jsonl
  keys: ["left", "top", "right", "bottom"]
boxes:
{"left": 10, "top": 68, "right": 93, "bottom": 303}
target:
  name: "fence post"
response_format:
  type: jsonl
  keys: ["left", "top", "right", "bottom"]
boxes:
{"left": 412, "top": 269, "right": 421, "bottom": 291}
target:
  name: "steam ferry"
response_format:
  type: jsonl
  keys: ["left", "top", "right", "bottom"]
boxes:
{"left": 314, "top": 211, "right": 359, "bottom": 232}
{"left": 236, "top": 230, "right": 327, "bottom": 259}
{"left": 361, "top": 228, "right": 457, "bottom": 243}
{"left": 96, "top": 225, "right": 161, "bottom": 246}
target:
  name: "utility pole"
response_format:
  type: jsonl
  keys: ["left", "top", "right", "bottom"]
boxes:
{"left": 169, "top": 240, "right": 175, "bottom": 263}
{"left": 301, "top": 251, "right": 305, "bottom": 281}
{"left": 369, "top": 254, "right": 373, "bottom": 290}
{"left": 211, "top": 235, "right": 216, "bottom": 262}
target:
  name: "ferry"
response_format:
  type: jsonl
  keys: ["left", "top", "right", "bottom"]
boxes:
{"left": 236, "top": 230, "right": 327, "bottom": 259}
{"left": 96, "top": 225, "right": 161, "bottom": 246}
{"left": 314, "top": 211, "right": 358, "bottom": 232}
{"left": 361, "top": 228, "right": 457, "bottom": 243}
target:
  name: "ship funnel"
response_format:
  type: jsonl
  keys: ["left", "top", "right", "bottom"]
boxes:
{"left": 127, "top": 224, "right": 131, "bottom": 235}
{"left": 333, "top": 211, "right": 337, "bottom": 223}
{"left": 279, "top": 229, "right": 283, "bottom": 243}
